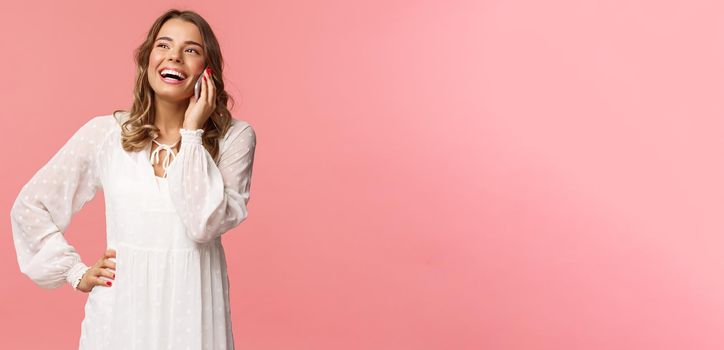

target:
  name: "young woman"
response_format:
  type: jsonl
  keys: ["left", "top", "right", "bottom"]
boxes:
{"left": 10, "top": 9, "right": 257, "bottom": 349}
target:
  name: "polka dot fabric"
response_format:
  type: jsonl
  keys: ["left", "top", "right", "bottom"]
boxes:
{"left": 10, "top": 112, "right": 257, "bottom": 349}
{"left": 167, "top": 121, "right": 256, "bottom": 244}
{"left": 10, "top": 116, "right": 115, "bottom": 289}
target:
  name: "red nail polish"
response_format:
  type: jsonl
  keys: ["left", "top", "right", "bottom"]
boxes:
{"left": 107, "top": 281, "right": 112, "bottom": 286}
{"left": 203, "top": 76, "right": 207, "bottom": 81}
{"left": 113, "top": 273, "right": 115, "bottom": 278}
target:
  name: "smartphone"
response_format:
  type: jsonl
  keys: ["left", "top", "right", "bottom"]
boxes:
{"left": 194, "top": 66, "right": 208, "bottom": 100}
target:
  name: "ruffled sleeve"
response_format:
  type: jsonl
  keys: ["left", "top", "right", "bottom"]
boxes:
{"left": 166, "top": 121, "right": 257, "bottom": 244}
{"left": 10, "top": 116, "right": 113, "bottom": 289}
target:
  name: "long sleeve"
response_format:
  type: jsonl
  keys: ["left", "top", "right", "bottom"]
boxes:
{"left": 10, "top": 116, "right": 111, "bottom": 289}
{"left": 166, "top": 122, "right": 257, "bottom": 244}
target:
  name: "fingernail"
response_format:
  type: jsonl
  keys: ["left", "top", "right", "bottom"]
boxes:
{"left": 113, "top": 273, "right": 115, "bottom": 278}
{"left": 107, "top": 281, "right": 112, "bottom": 286}
{"left": 204, "top": 76, "right": 207, "bottom": 81}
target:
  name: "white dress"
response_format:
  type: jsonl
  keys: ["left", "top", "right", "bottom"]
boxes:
{"left": 9, "top": 111, "right": 257, "bottom": 349}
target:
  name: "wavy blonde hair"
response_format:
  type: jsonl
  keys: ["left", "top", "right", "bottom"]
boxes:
{"left": 113, "top": 8, "right": 236, "bottom": 163}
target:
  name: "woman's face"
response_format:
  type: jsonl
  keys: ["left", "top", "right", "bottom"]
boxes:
{"left": 147, "top": 18, "right": 206, "bottom": 103}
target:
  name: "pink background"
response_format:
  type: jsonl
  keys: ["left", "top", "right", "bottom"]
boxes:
{"left": 1, "top": 1, "right": 724, "bottom": 349}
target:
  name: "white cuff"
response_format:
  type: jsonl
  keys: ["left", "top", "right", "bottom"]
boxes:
{"left": 67, "top": 262, "right": 90, "bottom": 291}
{"left": 180, "top": 128, "right": 204, "bottom": 145}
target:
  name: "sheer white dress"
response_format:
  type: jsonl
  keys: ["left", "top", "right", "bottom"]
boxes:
{"left": 10, "top": 111, "right": 257, "bottom": 349}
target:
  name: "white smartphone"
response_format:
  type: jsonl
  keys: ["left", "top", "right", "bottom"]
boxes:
{"left": 194, "top": 67, "right": 207, "bottom": 100}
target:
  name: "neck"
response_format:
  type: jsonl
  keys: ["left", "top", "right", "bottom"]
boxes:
{"left": 153, "top": 95, "right": 187, "bottom": 135}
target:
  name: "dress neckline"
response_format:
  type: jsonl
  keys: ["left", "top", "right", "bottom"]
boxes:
{"left": 149, "top": 138, "right": 179, "bottom": 179}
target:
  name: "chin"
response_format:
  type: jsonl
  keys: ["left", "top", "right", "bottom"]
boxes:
{"left": 149, "top": 78, "right": 190, "bottom": 101}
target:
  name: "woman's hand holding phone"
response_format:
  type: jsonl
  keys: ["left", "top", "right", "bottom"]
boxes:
{"left": 184, "top": 66, "right": 216, "bottom": 130}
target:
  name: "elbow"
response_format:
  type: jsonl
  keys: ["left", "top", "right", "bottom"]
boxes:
{"left": 9, "top": 195, "right": 24, "bottom": 224}
{"left": 185, "top": 211, "right": 249, "bottom": 244}
{"left": 10, "top": 188, "right": 35, "bottom": 229}
{"left": 186, "top": 230, "right": 215, "bottom": 244}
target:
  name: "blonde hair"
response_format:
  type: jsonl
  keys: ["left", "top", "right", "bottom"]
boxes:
{"left": 113, "top": 8, "right": 236, "bottom": 162}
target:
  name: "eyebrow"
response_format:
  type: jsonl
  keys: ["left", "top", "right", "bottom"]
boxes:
{"left": 155, "top": 36, "right": 204, "bottom": 49}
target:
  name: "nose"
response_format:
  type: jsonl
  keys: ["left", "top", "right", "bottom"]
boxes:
{"left": 167, "top": 49, "right": 182, "bottom": 63}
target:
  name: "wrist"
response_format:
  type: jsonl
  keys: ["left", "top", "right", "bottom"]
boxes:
{"left": 182, "top": 122, "right": 203, "bottom": 130}
{"left": 71, "top": 265, "right": 91, "bottom": 291}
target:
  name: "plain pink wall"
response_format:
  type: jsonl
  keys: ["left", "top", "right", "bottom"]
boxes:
{"left": 2, "top": 0, "right": 724, "bottom": 349}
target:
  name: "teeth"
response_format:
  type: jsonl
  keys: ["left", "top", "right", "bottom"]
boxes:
{"left": 160, "top": 69, "right": 186, "bottom": 80}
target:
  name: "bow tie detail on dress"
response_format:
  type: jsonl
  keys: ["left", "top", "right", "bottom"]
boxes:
{"left": 149, "top": 139, "right": 179, "bottom": 178}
